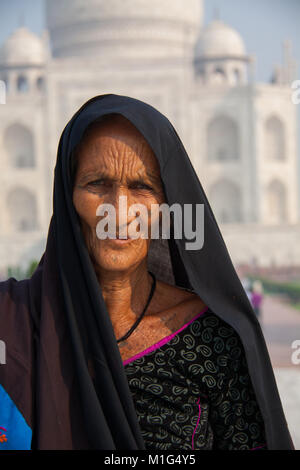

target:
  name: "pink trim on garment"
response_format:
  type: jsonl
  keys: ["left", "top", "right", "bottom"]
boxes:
{"left": 192, "top": 397, "right": 201, "bottom": 450}
{"left": 250, "top": 444, "right": 267, "bottom": 450}
{"left": 123, "top": 305, "right": 209, "bottom": 366}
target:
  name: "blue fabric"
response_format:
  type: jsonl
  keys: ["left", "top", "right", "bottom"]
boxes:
{"left": 0, "top": 384, "right": 32, "bottom": 450}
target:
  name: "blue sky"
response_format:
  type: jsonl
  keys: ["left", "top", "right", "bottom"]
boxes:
{"left": 204, "top": 0, "right": 300, "bottom": 83}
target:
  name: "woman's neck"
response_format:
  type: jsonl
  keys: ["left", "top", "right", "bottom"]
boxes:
{"left": 97, "top": 262, "right": 154, "bottom": 339}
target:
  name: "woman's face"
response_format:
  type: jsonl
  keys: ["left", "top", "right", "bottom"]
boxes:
{"left": 72, "top": 116, "right": 166, "bottom": 275}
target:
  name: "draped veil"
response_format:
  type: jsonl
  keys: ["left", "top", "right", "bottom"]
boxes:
{"left": 0, "top": 94, "right": 294, "bottom": 450}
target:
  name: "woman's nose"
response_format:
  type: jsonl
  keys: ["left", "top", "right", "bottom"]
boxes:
{"left": 110, "top": 186, "right": 135, "bottom": 227}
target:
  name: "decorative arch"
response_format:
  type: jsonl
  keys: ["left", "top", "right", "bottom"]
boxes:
{"left": 265, "top": 115, "right": 285, "bottom": 161}
{"left": 210, "top": 67, "right": 227, "bottom": 85}
{"left": 6, "top": 187, "right": 38, "bottom": 232}
{"left": 207, "top": 115, "right": 239, "bottom": 161}
{"left": 17, "top": 75, "right": 29, "bottom": 93}
{"left": 209, "top": 179, "right": 243, "bottom": 223}
{"left": 233, "top": 68, "right": 241, "bottom": 84}
{"left": 4, "top": 123, "right": 35, "bottom": 168}
{"left": 36, "top": 76, "right": 45, "bottom": 92}
{"left": 266, "top": 179, "right": 287, "bottom": 224}
{"left": 0, "top": 76, "right": 7, "bottom": 101}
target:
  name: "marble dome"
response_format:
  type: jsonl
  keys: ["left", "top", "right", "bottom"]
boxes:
{"left": 46, "top": 0, "right": 203, "bottom": 59}
{"left": 195, "top": 20, "right": 246, "bottom": 59}
{"left": 0, "top": 27, "right": 46, "bottom": 65}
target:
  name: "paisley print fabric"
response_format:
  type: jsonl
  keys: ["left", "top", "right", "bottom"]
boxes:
{"left": 124, "top": 308, "right": 267, "bottom": 450}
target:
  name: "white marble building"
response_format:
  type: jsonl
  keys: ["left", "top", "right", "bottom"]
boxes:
{"left": 0, "top": 0, "right": 299, "bottom": 272}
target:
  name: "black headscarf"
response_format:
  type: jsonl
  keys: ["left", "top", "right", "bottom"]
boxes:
{"left": 0, "top": 94, "right": 294, "bottom": 449}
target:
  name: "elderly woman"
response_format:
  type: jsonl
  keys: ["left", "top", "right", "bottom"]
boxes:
{"left": 0, "top": 94, "right": 294, "bottom": 450}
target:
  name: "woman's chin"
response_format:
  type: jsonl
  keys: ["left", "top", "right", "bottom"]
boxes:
{"left": 93, "top": 251, "right": 146, "bottom": 273}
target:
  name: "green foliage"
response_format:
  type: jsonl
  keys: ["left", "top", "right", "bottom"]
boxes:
{"left": 6, "top": 259, "right": 39, "bottom": 281}
{"left": 249, "top": 275, "right": 300, "bottom": 304}
{"left": 26, "top": 260, "right": 39, "bottom": 277}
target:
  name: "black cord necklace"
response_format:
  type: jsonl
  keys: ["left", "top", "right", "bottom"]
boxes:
{"left": 116, "top": 271, "right": 156, "bottom": 343}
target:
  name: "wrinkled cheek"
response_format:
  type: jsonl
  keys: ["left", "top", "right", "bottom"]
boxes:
{"left": 75, "top": 203, "right": 99, "bottom": 242}
{"left": 78, "top": 217, "right": 99, "bottom": 257}
{"left": 73, "top": 191, "right": 100, "bottom": 225}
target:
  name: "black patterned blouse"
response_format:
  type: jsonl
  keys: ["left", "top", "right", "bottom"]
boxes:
{"left": 123, "top": 306, "right": 267, "bottom": 450}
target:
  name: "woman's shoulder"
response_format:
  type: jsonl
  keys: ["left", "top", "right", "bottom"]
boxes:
{"left": 151, "top": 279, "right": 208, "bottom": 327}
{"left": 150, "top": 279, "right": 243, "bottom": 348}
{"left": 0, "top": 277, "right": 35, "bottom": 365}
{"left": 190, "top": 304, "right": 244, "bottom": 345}
{"left": 0, "top": 278, "right": 32, "bottom": 315}
{"left": 0, "top": 263, "right": 43, "bottom": 306}
{"left": 188, "top": 306, "right": 249, "bottom": 373}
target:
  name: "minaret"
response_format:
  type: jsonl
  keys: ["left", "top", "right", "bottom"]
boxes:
{"left": 282, "top": 39, "right": 297, "bottom": 84}
{"left": 271, "top": 39, "right": 298, "bottom": 85}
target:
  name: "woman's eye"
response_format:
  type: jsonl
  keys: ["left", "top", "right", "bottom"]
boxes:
{"left": 86, "top": 180, "right": 152, "bottom": 191}
{"left": 131, "top": 182, "right": 152, "bottom": 190}
{"left": 88, "top": 179, "right": 105, "bottom": 186}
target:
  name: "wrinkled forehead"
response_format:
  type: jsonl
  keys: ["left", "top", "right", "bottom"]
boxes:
{"left": 81, "top": 114, "right": 143, "bottom": 142}
{"left": 81, "top": 115, "right": 156, "bottom": 157}
{"left": 71, "top": 113, "right": 161, "bottom": 179}
{"left": 66, "top": 95, "right": 179, "bottom": 182}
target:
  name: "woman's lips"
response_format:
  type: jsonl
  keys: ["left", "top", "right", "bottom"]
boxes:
{"left": 108, "top": 236, "right": 133, "bottom": 245}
